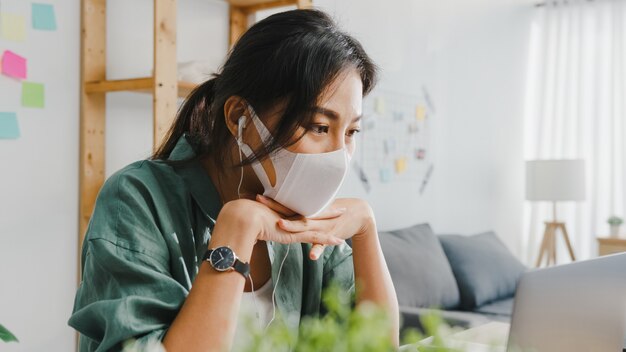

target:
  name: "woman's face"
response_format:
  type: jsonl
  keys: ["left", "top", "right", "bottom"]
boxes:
{"left": 287, "top": 67, "right": 363, "bottom": 157}
{"left": 227, "top": 67, "right": 363, "bottom": 190}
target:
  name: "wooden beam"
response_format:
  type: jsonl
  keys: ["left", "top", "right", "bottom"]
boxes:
{"left": 177, "top": 81, "right": 198, "bottom": 98}
{"left": 242, "top": 0, "right": 299, "bottom": 13}
{"left": 79, "top": 0, "right": 106, "bottom": 268}
{"left": 85, "top": 77, "right": 154, "bottom": 93}
{"left": 85, "top": 77, "right": 196, "bottom": 98}
{"left": 229, "top": 6, "right": 248, "bottom": 47}
{"left": 295, "top": 0, "right": 313, "bottom": 9}
{"left": 153, "top": 0, "right": 178, "bottom": 151}
{"left": 228, "top": 0, "right": 294, "bottom": 6}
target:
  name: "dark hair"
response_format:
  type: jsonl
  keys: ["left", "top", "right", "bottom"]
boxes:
{"left": 152, "top": 8, "right": 378, "bottom": 165}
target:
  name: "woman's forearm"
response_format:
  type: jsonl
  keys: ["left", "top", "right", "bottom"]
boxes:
{"left": 351, "top": 221, "right": 400, "bottom": 347}
{"left": 162, "top": 201, "right": 257, "bottom": 352}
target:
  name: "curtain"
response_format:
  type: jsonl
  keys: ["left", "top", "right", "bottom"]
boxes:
{"left": 522, "top": 0, "right": 626, "bottom": 264}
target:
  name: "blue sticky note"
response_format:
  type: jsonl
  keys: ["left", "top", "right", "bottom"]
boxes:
{"left": 380, "top": 168, "right": 392, "bottom": 183}
{"left": 32, "top": 3, "right": 57, "bottom": 31}
{"left": 0, "top": 112, "right": 20, "bottom": 139}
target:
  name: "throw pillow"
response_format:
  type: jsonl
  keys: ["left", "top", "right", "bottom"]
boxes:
{"left": 438, "top": 231, "right": 526, "bottom": 310}
{"left": 379, "top": 223, "right": 460, "bottom": 309}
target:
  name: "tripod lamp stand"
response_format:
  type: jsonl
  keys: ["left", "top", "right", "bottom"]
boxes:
{"left": 526, "top": 159, "right": 586, "bottom": 267}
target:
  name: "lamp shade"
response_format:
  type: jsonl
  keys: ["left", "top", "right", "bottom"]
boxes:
{"left": 526, "top": 159, "right": 586, "bottom": 201}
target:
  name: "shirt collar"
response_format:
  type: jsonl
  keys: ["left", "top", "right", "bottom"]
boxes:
{"left": 168, "top": 134, "right": 222, "bottom": 222}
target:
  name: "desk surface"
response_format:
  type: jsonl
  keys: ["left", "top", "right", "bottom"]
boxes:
{"left": 400, "top": 322, "right": 510, "bottom": 352}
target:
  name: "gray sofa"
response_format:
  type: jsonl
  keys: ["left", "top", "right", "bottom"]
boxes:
{"left": 376, "top": 224, "right": 527, "bottom": 333}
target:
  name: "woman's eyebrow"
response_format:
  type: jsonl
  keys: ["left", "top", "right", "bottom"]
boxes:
{"left": 313, "top": 107, "right": 362, "bottom": 122}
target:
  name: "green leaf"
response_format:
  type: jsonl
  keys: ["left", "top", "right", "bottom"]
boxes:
{"left": 0, "top": 324, "right": 18, "bottom": 343}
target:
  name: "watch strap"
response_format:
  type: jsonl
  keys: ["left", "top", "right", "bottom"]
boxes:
{"left": 233, "top": 258, "right": 250, "bottom": 278}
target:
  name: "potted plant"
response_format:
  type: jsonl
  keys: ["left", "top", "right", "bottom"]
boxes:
{"left": 122, "top": 283, "right": 493, "bottom": 352}
{"left": 0, "top": 324, "right": 18, "bottom": 344}
{"left": 608, "top": 216, "right": 623, "bottom": 237}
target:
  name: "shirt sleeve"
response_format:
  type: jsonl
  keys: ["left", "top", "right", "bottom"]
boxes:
{"left": 68, "top": 167, "right": 188, "bottom": 352}
{"left": 70, "top": 239, "right": 187, "bottom": 351}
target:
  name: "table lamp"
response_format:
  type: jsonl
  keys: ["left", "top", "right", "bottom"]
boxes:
{"left": 526, "top": 159, "right": 586, "bottom": 267}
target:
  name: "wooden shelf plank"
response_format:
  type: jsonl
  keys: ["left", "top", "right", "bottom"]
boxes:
{"left": 84, "top": 77, "right": 197, "bottom": 98}
{"left": 84, "top": 77, "right": 154, "bottom": 93}
{"left": 227, "top": 0, "right": 297, "bottom": 7}
{"left": 177, "top": 80, "right": 198, "bottom": 97}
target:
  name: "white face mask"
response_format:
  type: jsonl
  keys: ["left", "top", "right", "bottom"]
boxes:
{"left": 237, "top": 104, "right": 350, "bottom": 217}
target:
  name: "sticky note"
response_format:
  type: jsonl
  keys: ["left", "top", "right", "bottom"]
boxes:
{"left": 22, "top": 82, "right": 45, "bottom": 108}
{"left": 2, "top": 51, "right": 27, "bottom": 79}
{"left": 395, "top": 157, "right": 407, "bottom": 173}
{"left": 0, "top": 112, "right": 20, "bottom": 139}
{"left": 374, "top": 97, "right": 386, "bottom": 114}
{"left": 416, "top": 105, "right": 426, "bottom": 121}
{"left": 32, "top": 3, "right": 57, "bottom": 31}
{"left": 1, "top": 13, "right": 27, "bottom": 42}
{"left": 380, "top": 168, "right": 392, "bottom": 183}
{"left": 415, "top": 148, "right": 426, "bottom": 160}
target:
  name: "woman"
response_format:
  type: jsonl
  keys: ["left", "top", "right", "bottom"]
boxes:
{"left": 69, "top": 9, "right": 399, "bottom": 352}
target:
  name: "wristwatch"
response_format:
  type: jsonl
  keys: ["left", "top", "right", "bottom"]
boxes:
{"left": 203, "top": 246, "right": 250, "bottom": 279}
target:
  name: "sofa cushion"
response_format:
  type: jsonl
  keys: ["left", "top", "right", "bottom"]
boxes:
{"left": 439, "top": 232, "right": 526, "bottom": 310}
{"left": 473, "top": 297, "right": 515, "bottom": 319}
{"left": 379, "top": 224, "right": 460, "bottom": 309}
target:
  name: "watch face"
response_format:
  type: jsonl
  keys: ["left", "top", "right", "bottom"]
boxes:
{"left": 210, "top": 246, "right": 235, "bottom": 271}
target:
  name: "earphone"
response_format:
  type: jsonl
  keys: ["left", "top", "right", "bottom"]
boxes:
{"left": 237, "top": 115, "right": 246, "bottom": 147}
{"left": 236, "top": 114, "right": 290, "bottom": 331}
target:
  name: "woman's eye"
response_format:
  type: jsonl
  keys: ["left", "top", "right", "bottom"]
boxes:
{"left": 346, "top": 128, "right": 361, "bottom": 137}
{"left": 311, "top": 125, "right": 329, "bottom": 134}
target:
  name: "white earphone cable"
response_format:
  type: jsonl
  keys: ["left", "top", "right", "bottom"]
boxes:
{"left": 238, "top": 115, "right": 290, "bottom": 332}
{"left": 265, "top": 241, "right": 290, "bottom": 331}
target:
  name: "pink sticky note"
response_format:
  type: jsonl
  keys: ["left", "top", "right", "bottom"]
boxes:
{"left": 2, "top": 50, "right": 27, "bottom": 79}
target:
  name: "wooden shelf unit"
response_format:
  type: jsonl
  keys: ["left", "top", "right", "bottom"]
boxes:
{"left": 78, "top": 0, "right": 313, "bottom": 266}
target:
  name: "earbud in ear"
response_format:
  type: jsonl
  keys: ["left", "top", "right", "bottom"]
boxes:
{"left": 237, "top": 115, "right": 247, "bottom": 145}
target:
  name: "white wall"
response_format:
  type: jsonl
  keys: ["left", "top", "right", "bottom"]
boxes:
{"left": 323, "top": 0, "right": 532, "bottom": 256}
{"left": 0, "top": 1, "right": 80, "bottom": 351}
{"left": 426, "top": 0, "right": 533, "bottom": 254}
{"left": 0, "top": 0, "right": 532, "bottom": 351}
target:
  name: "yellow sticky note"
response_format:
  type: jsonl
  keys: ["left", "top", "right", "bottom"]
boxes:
{"left": 395, "top": 157, "right": 407, "bottom": 174}
{"left": 416, "top": 105, "right": 426, "bottom": 121}
{"left": 1, "top": 13, "right": 27, "bottom": 42}
{"left": 374, "top": 97, "right": 386, "bottom": 114}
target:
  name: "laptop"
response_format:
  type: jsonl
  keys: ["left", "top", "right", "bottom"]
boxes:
{"left": 507, "top": 252, "right": 626, "bottom": 352}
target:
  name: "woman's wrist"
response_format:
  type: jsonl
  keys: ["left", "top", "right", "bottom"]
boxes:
{"left": 351, "top": 200, "right": 377, "bottom": 242}
{"left": 208, "top": 199, "right": 261, "bottom": 262}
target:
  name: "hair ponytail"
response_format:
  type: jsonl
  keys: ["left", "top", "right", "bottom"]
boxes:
{"left": 151, "top": 76, "right": 218, "bottom": 160}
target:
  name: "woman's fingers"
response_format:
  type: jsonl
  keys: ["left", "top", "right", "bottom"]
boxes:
{"left": 309, "top": 206, "right": 346, "bottom": 220}
{"left": 256, "top": 194, "right": 297, "bottom": 217}
{"left": 277, "top": 217, "right": 319, "bottom": 233}
{"left": 275, "top": 230, "right": 343, "bottom": 247}
{"left": 309, "top": 244, "right": 326, "bottom": 261}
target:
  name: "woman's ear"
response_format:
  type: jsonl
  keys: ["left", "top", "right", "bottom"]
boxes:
{"left": 223, "top": 95, "right": 249, "bottom": 141}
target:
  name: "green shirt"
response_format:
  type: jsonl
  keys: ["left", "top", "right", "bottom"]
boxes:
{"left": 69, "top": 134, "right": 355, "bottom": 351}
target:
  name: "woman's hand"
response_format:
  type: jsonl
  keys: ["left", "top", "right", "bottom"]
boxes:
{"left": 255, "top": 195, "right": 376, "bottom": 260}
{"left": 221, "top": 198, "right": 345, "bottom": 247}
